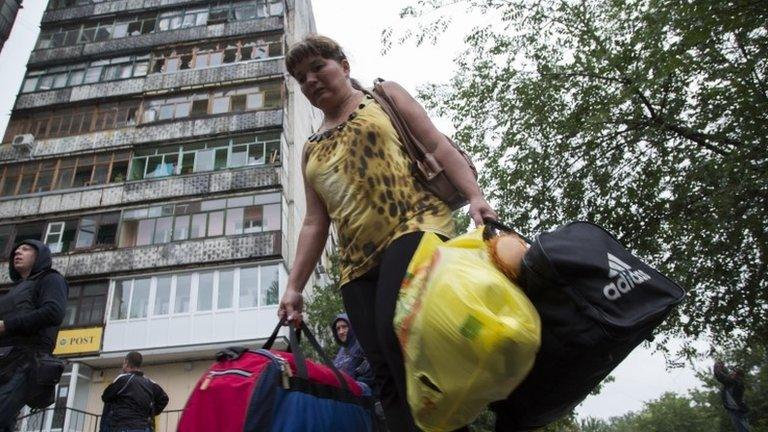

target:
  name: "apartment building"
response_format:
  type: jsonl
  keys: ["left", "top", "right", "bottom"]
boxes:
{"left": 0, "top": 0, "right": 22, "bottom": 53}
{"left": 0, "top": 0, "right": 321, "bottom": 430}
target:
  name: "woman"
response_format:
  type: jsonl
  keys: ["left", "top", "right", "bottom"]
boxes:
{"left": 279, "top": 35, "right": 496, "bottom": 432}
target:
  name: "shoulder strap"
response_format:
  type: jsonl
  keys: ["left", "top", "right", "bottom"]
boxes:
{"left": 367, "top": 79, "right": 442, "bottom": 176}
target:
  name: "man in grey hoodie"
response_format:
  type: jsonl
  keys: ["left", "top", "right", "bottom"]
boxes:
{"left": 0, "top": 240, "right": 68, "bottom": 431}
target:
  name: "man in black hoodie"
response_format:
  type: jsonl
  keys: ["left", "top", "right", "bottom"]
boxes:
{"left": 101, "top": 351, "right": 168, "bottom": 432}
{"left": 0, "top": 240, "right": 68, "bottom": 430}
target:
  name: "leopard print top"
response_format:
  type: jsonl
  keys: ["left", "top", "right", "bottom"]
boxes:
{"left": 305, "top": 94, "right": 455, "bottom": 286}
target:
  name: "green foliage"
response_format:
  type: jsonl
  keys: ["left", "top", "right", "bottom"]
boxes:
{"left": 388, "top": 0, "right": 768, "bottom": 354}
{"left": 303, "top": 253, "right": 344, "bottom": 357}
{"left": 578, "top": 341, "right": 768, "bottom": 431}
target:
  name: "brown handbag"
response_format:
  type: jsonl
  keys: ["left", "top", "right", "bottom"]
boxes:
{"left": 366, "top": 78, "right": 477, "bottom": 210}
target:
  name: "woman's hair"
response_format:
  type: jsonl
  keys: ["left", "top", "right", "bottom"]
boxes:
{"left": 285, "top": 34, "right": 347, "bottom": 78}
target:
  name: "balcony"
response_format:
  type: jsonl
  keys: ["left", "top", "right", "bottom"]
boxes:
{"left": 101, "top": 260, "right": 286, "bottom": 354}
{"left": 0, "top": 230, "right": 281, "bottom": 285}
{"left": 29, "top": 17, "right": 284, "bottom": 66}
{"left": 42, "top": 0, "right": 207, "bottom": 24}
{"left": 14, "top": 59, "right": 284, "bottom": 110}
{"left": 0, "top": 109, "right": 283, "bottom": 162}
{"left": 0, "top": 164, "right": 279, "bottom": 219}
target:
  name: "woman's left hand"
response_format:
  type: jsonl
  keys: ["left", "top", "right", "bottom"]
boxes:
{"left": 468, "top": 196, "right": 498, "bottom": 227}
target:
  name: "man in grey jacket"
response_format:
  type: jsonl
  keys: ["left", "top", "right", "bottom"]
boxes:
{"left": 0, "top": 240, "right": 68, "bottom": 431}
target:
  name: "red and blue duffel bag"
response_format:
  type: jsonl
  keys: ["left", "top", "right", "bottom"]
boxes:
{"left": 178, "top": 320, "right": 378, "bottom": 432}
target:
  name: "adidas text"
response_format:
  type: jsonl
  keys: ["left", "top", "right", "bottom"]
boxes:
{"left": 603, "top": 253, "right": 652, "bottom": 300}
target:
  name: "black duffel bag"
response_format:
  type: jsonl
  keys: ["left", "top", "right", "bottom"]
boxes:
{"left": 25, "top": 352, "right": 67, "bottom": 409}
{"left": 485, "top": 220, "right": 685, "bottom": 431}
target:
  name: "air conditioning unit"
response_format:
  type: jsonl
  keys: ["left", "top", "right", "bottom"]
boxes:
{"left": 12, "top": 134, "right": 35, "bottom": 153}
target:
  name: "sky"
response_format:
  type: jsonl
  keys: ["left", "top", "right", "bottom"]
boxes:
{"left": 0, "top": 0, "right": 710, "bottom": 421}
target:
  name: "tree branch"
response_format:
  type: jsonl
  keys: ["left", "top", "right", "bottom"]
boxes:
{"left": 734, "top": 34, "right": 768, "bottom": 102}
{"left": 561, "top": 2, "right": 741, "bottom": 155}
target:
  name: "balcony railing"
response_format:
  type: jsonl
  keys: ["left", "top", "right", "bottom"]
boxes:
{"left": 29, "top": 17, "right": 284, "bottom": 66}
{"left": 0, "top": 230, "right": 282, "bottom": 284}
{"left": 14, "top": 407, "right": 183, "bottom": 432}
{"left": 14, "top": 407, "right": 100, "bottom": 432}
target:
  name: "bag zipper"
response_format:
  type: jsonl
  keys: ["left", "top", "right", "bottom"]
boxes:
{"left": 200, "top": 368, "right": 253, "bottom": 390}
{"left": 255, "top": 349, "right": 293, "bottom": 390}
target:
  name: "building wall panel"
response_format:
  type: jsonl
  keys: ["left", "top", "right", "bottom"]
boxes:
{"left": 0, "top": 110, "right": 282, "bottom": 161}
{"left": 29, "top": 18, "right": 283, "bottom": 66}
{"left": 0, "top": 165, "right": 279, "bottom": 219}
{"left": 0, "top": 231, "right": 281, "bottom": 284}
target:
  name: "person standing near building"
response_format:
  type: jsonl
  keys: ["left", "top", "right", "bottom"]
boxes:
{"left": 332, "top": 313, "right": 374, "bottom": 387}
{"left": 0, "top": 240, "right": 68, "bottom": 431}
{"left": 278, "top": 35, "right": 496, "bottom": 432}
{"left": 101, "top": 351, "right": 169, "bottom": 432}
{"left": 714, "top": 360, "right": 750, "bottom": 432}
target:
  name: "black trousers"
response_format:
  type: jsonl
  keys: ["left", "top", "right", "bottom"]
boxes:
{"left": 341, "top": 232, "right": 469, "bottom": 432}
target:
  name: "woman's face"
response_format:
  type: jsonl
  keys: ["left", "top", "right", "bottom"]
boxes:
{"left": 292, "top": 54, "right": 350, "bottom": 110}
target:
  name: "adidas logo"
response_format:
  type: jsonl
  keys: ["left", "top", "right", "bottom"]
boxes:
{"left": 603, "top": 253, "right": 652, "bottom": 300}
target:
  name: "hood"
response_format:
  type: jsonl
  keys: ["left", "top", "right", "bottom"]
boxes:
{"left": 9, "top": 239, "right": 52, "bottom": 282}
{"left": 331, "top": 313, "right": 357, "bottom": 347}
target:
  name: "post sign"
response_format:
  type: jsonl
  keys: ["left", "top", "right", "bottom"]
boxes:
{"left": 53, "top": 327, "right": 103, "bottom": 356}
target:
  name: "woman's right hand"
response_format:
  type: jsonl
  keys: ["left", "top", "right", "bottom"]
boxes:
{"left": 278, "top": 286, "right": 304, "bottom": 325}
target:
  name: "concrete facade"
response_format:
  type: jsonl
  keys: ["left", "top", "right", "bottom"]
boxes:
{"left": 2, "top": 0, "right": 319, "bottom": 429}
{"left": 0, "top": 0, "right": 21, "bottom": 54}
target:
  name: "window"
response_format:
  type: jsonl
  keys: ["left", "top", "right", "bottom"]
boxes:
{"left": 197, "top": 272, "right": 214, "bottom": 312}
{"left": 138, "top": 82, "right": 281, "bottom": 125}
{"left": 218, "top": 270, "right": 234, "bottom": 309}
{"left": 96, "top": 213, "right": 119, "bottom": 246}
{"left": 110, "top": 264, "right": 281, "bottom": 321}
{"left": 129, "top": 278, "right": 150, "bottom": 318}
{"left": 153, "top": 217, "right": 173, "bottom": 244}
{"left": 154, "top": 276, "right": 172, "bottom": 316}
{"left": 0, "top": 226, "right": 12, "bottom": 258}
{"left": 238, "top": 267, "right": 258, "bottom": 308}
{"left": 75, "top": 217, "right": 96, "bottom": 249}
{"left": 260, "top": 265, "right": 279, "bottom": 306}
{"left": 175, "top": 275, "right": 191, "bottom": 313}
{"left": 74, "top": 212, "right": 119, "bottom": 249}
{"left": 110, "top": 280, "right": 130, "bottom": 320}
{"left": 189, "top": 213, "right": 207, "bottom": 239}
{"left": 173, "top": 215, "right": 190, "bottom": 241}
{"left": 4, "top": 101, "right": 140, "bottom": 141}
{"left": 44, "top": 220, "right": 78, "bottom": 253}
{"left": 1, "top": 166, "right": 19, "bottom": 196}
{"left": 64, "top": 282, "right": 108, "bottom": 328}
{"left": 0, "top": 152, "right": 127, "bottom": 198}
{"left": 15, "top": 222, "right": 45, "bottom": 244}
{"left": 118, "top": 193, "right": 281, "bottom": 246}
{"left": 211, "top": 97, "right": 229, "bottom": 114}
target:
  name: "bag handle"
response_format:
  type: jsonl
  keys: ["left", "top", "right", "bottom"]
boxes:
{"left": 366, "top": 81, "right": 432, "bottom": 170}
{"left": 262, "top": 320, "right": 351, "bottom": 393}
{"left": 261, "top": 320, "right": 285, "bottom": 351}
{"left": 482, "top": 218, "right": 533, "bottom": 245}
{"left": 291, "top": 323, "right": 352, "bottom": 393}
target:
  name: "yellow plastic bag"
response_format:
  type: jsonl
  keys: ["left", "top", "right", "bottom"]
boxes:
{"left": 394, "top": 228, "right": 541, "bottom": 432}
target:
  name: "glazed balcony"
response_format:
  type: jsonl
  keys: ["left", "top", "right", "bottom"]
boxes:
{"left": 0, "top": 230, "right": 282, "bottom": 285}
{"left": 15, "top": 59, "right": 283, "bottom": 110}
{"left": 29, "top": 17, "right": 283, "bottom": 67}
{"left": 0, "top": 164, "right": 279, "bottom": 220}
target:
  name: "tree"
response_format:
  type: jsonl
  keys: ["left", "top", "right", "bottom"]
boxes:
{"left": 303, "top": 253, "right": 344, "bottom": 357}
{"left": 580, "top": 392, "right": 716, "bottom": 432}
{"left": 577, "top": 340, "right": 768, "bottom": 431}
{"left": 386, "top": 0, "right": 767, "bottom": 353}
